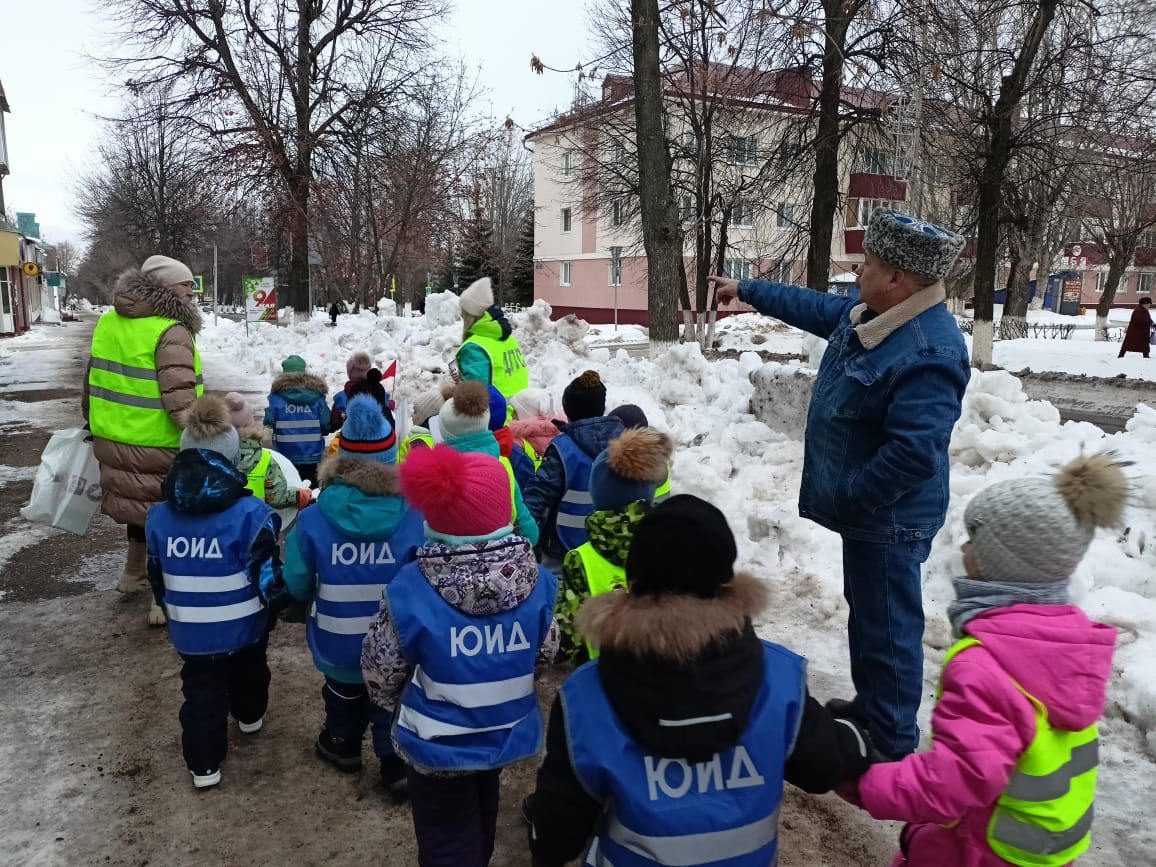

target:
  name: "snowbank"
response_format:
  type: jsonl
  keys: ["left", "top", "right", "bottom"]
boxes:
{"left": 196, "top": 303, "right": 1156, "bottom": 758}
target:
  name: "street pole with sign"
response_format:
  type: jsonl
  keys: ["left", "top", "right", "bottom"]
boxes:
{"left": 610, "top": 246, "right": 622, "bottom": 331}
{"left": 212, "top": 242, "right": 219, "bottom": 327}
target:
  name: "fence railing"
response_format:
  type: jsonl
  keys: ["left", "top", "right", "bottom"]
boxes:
{"left": 957, "top": 319, "right": 1124, "bottom": 342}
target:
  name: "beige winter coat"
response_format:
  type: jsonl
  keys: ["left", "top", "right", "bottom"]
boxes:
{"left": 81, "top": 269, "right": 204, "bottom": 527}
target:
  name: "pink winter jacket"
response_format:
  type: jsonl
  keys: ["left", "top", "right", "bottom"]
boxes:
{"left": 856, "top": 605, "right": 1116, "bottom": 867}
{"left": 509, "top": 415, "right": 565, "bottom": 458}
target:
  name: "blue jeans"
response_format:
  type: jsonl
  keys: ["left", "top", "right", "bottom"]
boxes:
{"left": 842, "top": 536, "right": 932, "bottom": 758}
{"left": 321, "top": 677, "right": 395, "bottom": 759}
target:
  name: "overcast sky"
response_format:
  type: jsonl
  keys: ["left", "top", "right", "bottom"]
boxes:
{"left": 1, "top": 0, "right": 590, "bottom": 246}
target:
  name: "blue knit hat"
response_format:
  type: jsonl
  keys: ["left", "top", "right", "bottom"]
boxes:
{"left": 589, "top": 428, "right": 673, "bottom": 511}
{"left": 487, "top": 386, "right": 508, "bottom": 431}
{"left": 337, "top": 395, "right": 397, "bottom": 464}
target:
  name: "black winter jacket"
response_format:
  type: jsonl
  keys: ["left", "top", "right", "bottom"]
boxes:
{"left": 528, "top": 573, "right": 873, "bottom": 867}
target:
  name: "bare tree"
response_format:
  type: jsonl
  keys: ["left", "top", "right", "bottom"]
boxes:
{"left": 103, "top": 0, "right": 446, "bottom": 309}
{"left": 48, "top": 241, "right": 79, "bottom": 276}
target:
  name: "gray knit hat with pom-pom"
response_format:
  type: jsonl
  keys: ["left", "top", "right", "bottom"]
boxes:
{"left": 964, "top": 453, "right": 1128, "bottom": 583}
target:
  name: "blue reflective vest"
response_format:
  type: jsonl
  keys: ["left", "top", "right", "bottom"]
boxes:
{"left": 552, "top": 435, "right": 595, "bottom": 551}
{"left": 388, "top": 560, "right": 557, "bottom": 774}
{"left": 146, "top": 496, "right": 273, "bottom": 656}
{"left": 562, "top": 641, "right": 806, "bottom": 867}
{"left": 267, "top": 393, "right": 326, "bottom": 463}
{"left": 293, "top": 504, "right": 425, "bottom": 674}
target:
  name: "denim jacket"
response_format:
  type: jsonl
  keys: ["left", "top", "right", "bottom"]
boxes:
{"left": 738, "top": 279, "right": 970, "bottom": 543}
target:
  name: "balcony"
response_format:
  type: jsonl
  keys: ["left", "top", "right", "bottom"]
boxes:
{"left": 848, "top": 173, "right": 908, "bottom": 201}
{"left": 845, "top": 229, "right": 866, "bottom": 255}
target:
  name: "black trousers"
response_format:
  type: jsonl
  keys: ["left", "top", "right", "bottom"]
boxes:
{"left": 406, "top": 767, "right": 501, "bottom": 867}
{"left": 294, "top": 463, "right": 320, "bottom": 487}
{"left": 127, "top": 523, "right": 146, "bottom": 542}
{"left": 178, "top": 631, "right": 271, "bottom": 773}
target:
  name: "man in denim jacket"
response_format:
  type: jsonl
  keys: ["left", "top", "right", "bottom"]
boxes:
{"left": 710, "top": 210, "right": 969, "bottom": 758}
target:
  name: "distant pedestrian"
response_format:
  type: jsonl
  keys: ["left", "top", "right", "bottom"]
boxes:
{"left": 83, "top": 254, "right": 205, "bottom": 627}
{"left": 710, "top": 209, "right": 970, "bottom": 759}
{"left": 1119, "top": 297, "right": 1152, "bottom": 359}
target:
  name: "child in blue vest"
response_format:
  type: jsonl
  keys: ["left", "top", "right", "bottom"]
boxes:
{"left": 524, "top": 370, "right": 624, "bottom": 568}
{"left": 264, "top": 355, "right": 330, "bottom": 487}
{"left": 282, "top": 395, "right": 424, "bottom": 797}
{"left": 145, "top": 395, "right": 285, "bottom": 789}
{"left": 361, "top": 444, "right": 558, "bottom": 867}
{"left": 435, "top": 380, "right": 539, "bottom": 546}
{"left": 528, "top": 495, "right": 875, "bottom": 866}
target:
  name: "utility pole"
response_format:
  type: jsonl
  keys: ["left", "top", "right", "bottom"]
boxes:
{"left": 212, "top": 242, "right": 219, "bottom": 327}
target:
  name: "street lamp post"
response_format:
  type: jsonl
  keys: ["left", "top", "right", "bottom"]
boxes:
{"left": 610, "top": 246, "right": 622, "bottom": 331}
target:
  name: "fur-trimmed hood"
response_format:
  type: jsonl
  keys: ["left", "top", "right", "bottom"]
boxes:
{"left": 576, "top": 573, "right": 771, "bottom": 762}
{"left": 112, "top": 268, "right": 203, "bottom": 334}
{"left": 318, "top": 456, "right": 402, "bottom": 496}
{"left": 315, "top": 456, "right": 411, "bottom": 541}
{"left": 236, "top": 424, "right": 272, "bottom": 447}
{"left": 577, "top": 571, "right": 768, "bottom": 664}
{"left": 270, "top": 371, "right": 328, "bottom": 398}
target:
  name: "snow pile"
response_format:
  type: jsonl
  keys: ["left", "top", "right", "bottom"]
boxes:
{"left": 196, "top": 306, "right": 1156, "bottom": 757}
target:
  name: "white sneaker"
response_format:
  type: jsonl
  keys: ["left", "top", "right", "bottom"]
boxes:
{"left": 238, "top": 717, "right": 263, "bottom": 734}
{"left": 191, "top": 769, "right": 221, "bottom": 789}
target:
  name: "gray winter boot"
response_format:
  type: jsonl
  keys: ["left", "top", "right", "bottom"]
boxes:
{"left": 116, "top": 539, "right": 149, "bottom": 594}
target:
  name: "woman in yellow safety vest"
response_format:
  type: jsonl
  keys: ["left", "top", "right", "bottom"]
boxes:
{"left": 558, "top": 428, "right": 673, "bottom": 662}
{"left": 82, "top": 255, "right": 204, "bottom": 627}
{"left": 843, "top": 454, "right": 1123, "bottom": 867}
{"left": 454, "top": 277, "right": 527, "bottom": 420}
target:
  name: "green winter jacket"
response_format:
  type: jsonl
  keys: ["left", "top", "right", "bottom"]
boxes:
{"left": 557, "top": 502, "right": 649, "bottom": 663}
{"left": 235, "top": 431, "right": 295, "bottom": 509}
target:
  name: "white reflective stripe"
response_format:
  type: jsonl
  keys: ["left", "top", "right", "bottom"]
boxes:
{"left": 1003, "top": 739, "right": 1099, "bottom": 802}
{"left": 90, "top": 358, "right": 159, "bottom": 380}
{"left": 164, "top": 572, "right": 249, "bottom": 593}
{"left": 991, "top": 804, "right": 1094, "bottom": 855}
{"left": 585, "top": 838, "right": 614, "bottom": 867}
{"left": 275, "top": 434, "right": 321, "bottom": 443}
{"left": 395, "top": 704, "right": 524, "bottom": 739}
{"left": 657, "top": 712, "right": 734, "bottom": 728}
{"left": 318, "top": 582, "right": 386, "bottom": 603}
{"left": 413, "top": 665, "right": 534, "bottom": 709}
{"left": 556, "top": 512, "right": 588, "bottom": 529}
{"left": 276, "top": 419, "right": 321, "bottom": 429}
{"left": 314, "top": 612, "right": 375, "bottom": 635}
{"left": 605, "top": 807, "right": 779, "bottom": 866}
{"left": 88, "top": 385, "right": 166, "bottom": 410}
{"left": 562, "top": 489, "right": 593, "bottom": 505}
{"left": 165, "top": 596, "right": 263, "bottom": 623}
{"left": 834, "top": 717, "right": 868, "bottom": 759}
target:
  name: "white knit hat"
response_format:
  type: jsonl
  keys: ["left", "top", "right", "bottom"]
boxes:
{"left": 141, "top": 255, "right": 195, "bottom": 289}
{"left": 459, "top": 278, "right": 494, "bottom": 318}
{"left": 438, "top": 381, "right": 491, "bottom": 440}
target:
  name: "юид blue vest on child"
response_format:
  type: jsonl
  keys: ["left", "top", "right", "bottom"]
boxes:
{"left": 561, "top": 641, "right": 806, "bottom": 867}
{"left": 293, "top": 505, "right": 425, "bottom": 673}
{"left": 552, "top": 435, "right": 595, "bottom": 551}
{"left": 147, "top": 496, "right": 273, "bottom": 655}
{"left": 388, "top": 562, "right": 557, "bottom": 773}
{"left": 267, "top": 393, "right": 326, "bottom": 463}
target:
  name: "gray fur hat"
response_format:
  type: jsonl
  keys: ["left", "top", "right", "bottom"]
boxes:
{"left": 964, "top": 454, "right": 1128, "bottom": 583}
{"left": 179, "top": 395, "right": 241, "bottom": 462}
{"left": 862, "top": 209, "right": 965, "bottom": 282}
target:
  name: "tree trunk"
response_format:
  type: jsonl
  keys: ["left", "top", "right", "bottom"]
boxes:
{"left": 631, "top": 0, "right": 687, "bottom": 348}
{"left": 1094, "top": 254, "right": 1128, "bottom": 341}
{"left": 286, "top": 172, "right": 310, "bottom": 312}
{"left": 1002, "top": 250, "right": 1031, "bottom": 339}
{"left": 805, "top": 0, "right": 851, "bottom": 292}
{"left": 970, "top": 0, "right": 1060, "bottom": 367}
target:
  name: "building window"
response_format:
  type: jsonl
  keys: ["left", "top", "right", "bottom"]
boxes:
{"left": 562, "top": 150, "right": 574, "bottom": 177}
{"left": 611, "top": 140, "right": 626, "bottom": 165}
{"left": 1118, "top": 273, "right": 1131, "bottom": 294}
{"left": 1095, "top": 271, "right": 1107, "bottom": 294}
{"left": 724, "top": 259, "right": 754, "bottom": 281}
{"left": 561, "top": 208, "right": 573, "bottom": 233}
{"left": 773, "top": 261, "right": 793, "bottom": 284}
{"left": 726, "top": 135, "right": 759, "bottom": 166}
{"left": 1140, "top": 272, "right": 1154, "bottom": 295}
{"left": 729, "top": 199, "right": 753, "bottom": 228}
{"left": 854, "top": 146, "right": 893, "bottom": 176}
{"left": 612, "top": 199, "right": 625, "bottom": 227}
{"left": 849, "top": 198, "right": 907, "bottom": 228}
{"left": 776, "top": 203, "right": 796, "bottom": 230}
{"left": 561, "top": 261, "right": 572, "bottom": 286}
{"left": 681, "top": 132, "right": 698, "bottom": 158}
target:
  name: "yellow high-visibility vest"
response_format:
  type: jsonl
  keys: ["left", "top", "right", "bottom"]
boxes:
{"left": 245, "top": 447, "right": 273, "bottom": 500}
{"left": 940, "top": 637, "right": 1099, "bottom": 867}
{"left": 461, "top": 331, "right": 529, "bottom": 417}
{"left": 573, "top": 544, "right": 627, "bottom": 659}
{"left": 88, "top": 312, "right": 203, "bottom": 447}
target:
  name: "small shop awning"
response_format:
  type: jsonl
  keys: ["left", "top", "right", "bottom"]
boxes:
{"left": 0, "top": 230, "right": 20, "bottom": 267}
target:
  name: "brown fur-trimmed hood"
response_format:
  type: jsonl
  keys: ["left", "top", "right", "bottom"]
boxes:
{"left": 112, "top": 269, "right": 203, "bottom": 334}
{"left": 270, "top": 371, "right": 329, "bottom": 397}
{"left": 236, "top": 424, "right": 272, "bottom": 447}
{"left": 318, "top": 456, "right": 401, "bottom": 495}
{"left": 576, "top": 572, "right": 768, "bottom": 665}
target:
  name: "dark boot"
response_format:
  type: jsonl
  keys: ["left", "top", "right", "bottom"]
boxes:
{"left": 315, "top": 730, "right": 362, "bottom": 773}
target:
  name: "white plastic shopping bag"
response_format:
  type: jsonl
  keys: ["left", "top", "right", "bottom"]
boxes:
{"left": 20, "top": 428, "right": 103, "bottom": 535}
